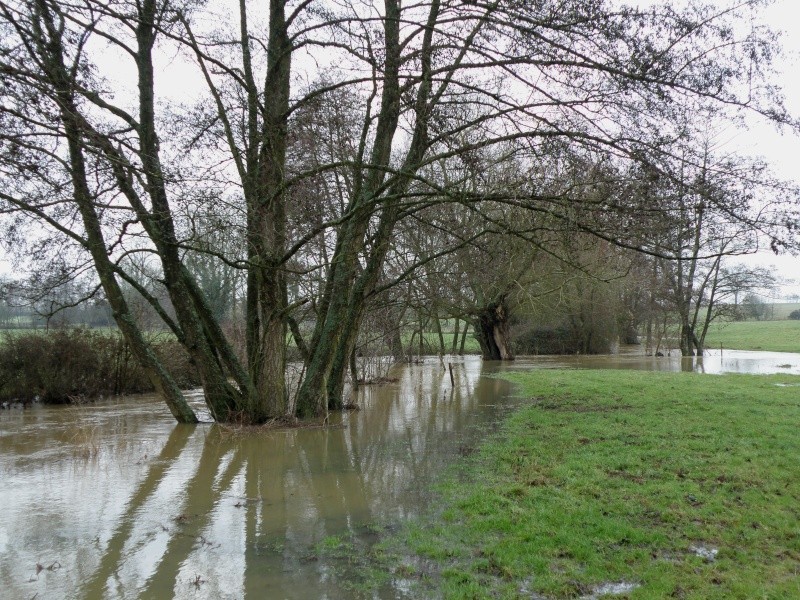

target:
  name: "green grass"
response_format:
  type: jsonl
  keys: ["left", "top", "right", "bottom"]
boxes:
{"left": 763, "top": 303, "right": 800, "bottom": 320}
{"left": 0, "top": 326, "right": 173, "bottom": 346}
{"left": 704, "top": 319, "right": 800, "bottom": 353}
{"left": 375, "top": 370, "right": 800, "bottom": 599}
{"left": 401, "top": 331, "right": 482, "bottom": 355}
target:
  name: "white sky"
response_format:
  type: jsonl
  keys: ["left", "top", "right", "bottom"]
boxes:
{"left": 720, "top": 0, "right": 800, "bottom": 298}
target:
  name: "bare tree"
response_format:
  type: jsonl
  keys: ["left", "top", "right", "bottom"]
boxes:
{"left": 0, "top": 0, "right": 794, "bottom": 421}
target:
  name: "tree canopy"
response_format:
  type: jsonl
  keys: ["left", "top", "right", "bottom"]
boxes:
{"left": 0, "top": 0, "right": 795, "bottom": 422}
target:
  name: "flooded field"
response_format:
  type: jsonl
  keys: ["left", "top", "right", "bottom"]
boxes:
{"left": 2, "top": 349, "right": 799, "bottom": 599}
{"left": 0, "top": 357, "right": 518, "bottom": 599}
{"left": 510, "top": 348, "right": 800, "bottom": 376}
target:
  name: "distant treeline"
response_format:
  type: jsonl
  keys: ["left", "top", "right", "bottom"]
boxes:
{"left": 0, "top": 300, "right": 114, "bottom": 330}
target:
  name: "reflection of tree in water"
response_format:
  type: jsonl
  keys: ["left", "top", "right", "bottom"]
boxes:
{"left": 682, "top": 356, "right": 705, "bottom": 373}
{"left": 77, "top": 358, "right": 510, "bottom": 598}
{"left": 78, "top": 424, "right": 196, "bottom": 598}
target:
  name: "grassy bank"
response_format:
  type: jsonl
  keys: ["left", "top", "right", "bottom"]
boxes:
{"left": 762, "top": 303, "right": 800, "bottom": 321}
{"left": 704, "top": 319, "right": 800, "bottom": 353}
{"left": 374, "top": 370, "right": 800, "bottom": 598}
{"left": 399, "top": 330, "right": 481, "bottom": 355}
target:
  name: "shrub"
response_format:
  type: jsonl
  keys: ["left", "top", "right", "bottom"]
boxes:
{"left": 512, "top": 323, "right": 615, "bottom": 355}
{"left": 0, "top": 328, "right": 199, "bottom": 403}
{"left": 789, "top": 309, "right": 800, "bottom": 320}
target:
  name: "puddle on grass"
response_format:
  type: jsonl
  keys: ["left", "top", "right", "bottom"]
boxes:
{"left": 581, "top": 581, "right": 641, "bottom": 599}
{"left": 520, "top": 579, "right": 641, "bottom": 600}
{"left": 689, "top": 544, "right": 719, "bottom": 562}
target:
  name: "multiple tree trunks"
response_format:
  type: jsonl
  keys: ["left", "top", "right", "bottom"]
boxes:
{"left": 0, "top": 0, "right": 788, "bottom": 423}
{"left": 679, "top": 323, "right": 704, "bottom": 357}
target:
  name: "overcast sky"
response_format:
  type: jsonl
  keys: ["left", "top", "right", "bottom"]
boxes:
{"left": 720, "top": 0, "right": 800, "bottom": 297}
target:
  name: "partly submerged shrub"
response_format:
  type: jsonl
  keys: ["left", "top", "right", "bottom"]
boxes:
{"left": 512, "top": 323, "right": 614, "bottom": 355}
{"left": 0, "top": 328, "right": 199, "bottom": 403}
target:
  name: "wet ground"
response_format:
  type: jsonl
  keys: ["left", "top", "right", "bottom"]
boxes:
{"left": 2, "top": 349, "right": 799, "bottom": 599}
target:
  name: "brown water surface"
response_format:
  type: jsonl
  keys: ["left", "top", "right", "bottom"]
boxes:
{"left": 2, "top": 349, "right": 799, "bottom": 599}
{"left": 0, "top": 357, "right": 517, "bottom": 599}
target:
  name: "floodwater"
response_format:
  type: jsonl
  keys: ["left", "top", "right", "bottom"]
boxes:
{"left": 509, "top": 347, "right": 800, "bottom": 376}
{"left": 2, "top": 349, "right": 799, "bottom": 599}
{"left": 0, "top": 357, "right": 518, "bottom": 599}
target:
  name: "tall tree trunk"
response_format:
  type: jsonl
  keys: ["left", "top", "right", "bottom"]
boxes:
{"left": 459, "top": 322, "right": 469, "bottom": 355}
{"left": 452, "top": 318, "right": 461, "bottom": 354}
{"left": 296, "top": 0, "right": 404, "bottom": 418}
{"left": 34, "top": 0, "right": 199, "bottom": 423}
{"left": 434, "top": 312, "right": 445, "bottom": 355}
{"left": 692, "top": 331, "right": 703, "bottom": 356}
{"left": 327, "top": 325, "right": 359, "bottom": 410}
{"left": 134, "top": 1, "right": 246, "bottom": 421}
{"left": 679, "top": 320, "right": 695, "bottom": 357}
{"left": 386, "top": 307, "right": 405, "bottom": 360}
{"left": 349, "top": 346, "right": 359, "bottom": 392}
{"left": 244, "top": 0, "right": 292, "bottom": 420}
{"left": 295, "top": 218, "right": 373, "bottom": 417}
{"left": 418, "top": 313, "right": 426, "bottom": 357}
{"left": 474, "top": 298, "right": 514, "bottom": 361}
{"left": 184, "top": 0, "right": 290, "bottom": 421}
{"left": 296, "top": 0, "right": 440, "bottom": 416}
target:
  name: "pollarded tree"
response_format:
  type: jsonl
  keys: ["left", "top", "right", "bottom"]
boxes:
{"left": 381, "top": 144, "right": 614, "bottom": 361}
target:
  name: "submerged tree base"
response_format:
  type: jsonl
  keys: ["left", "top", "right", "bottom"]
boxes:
{"left": 213, "top": 415, "right": 344, "bottom": 434}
